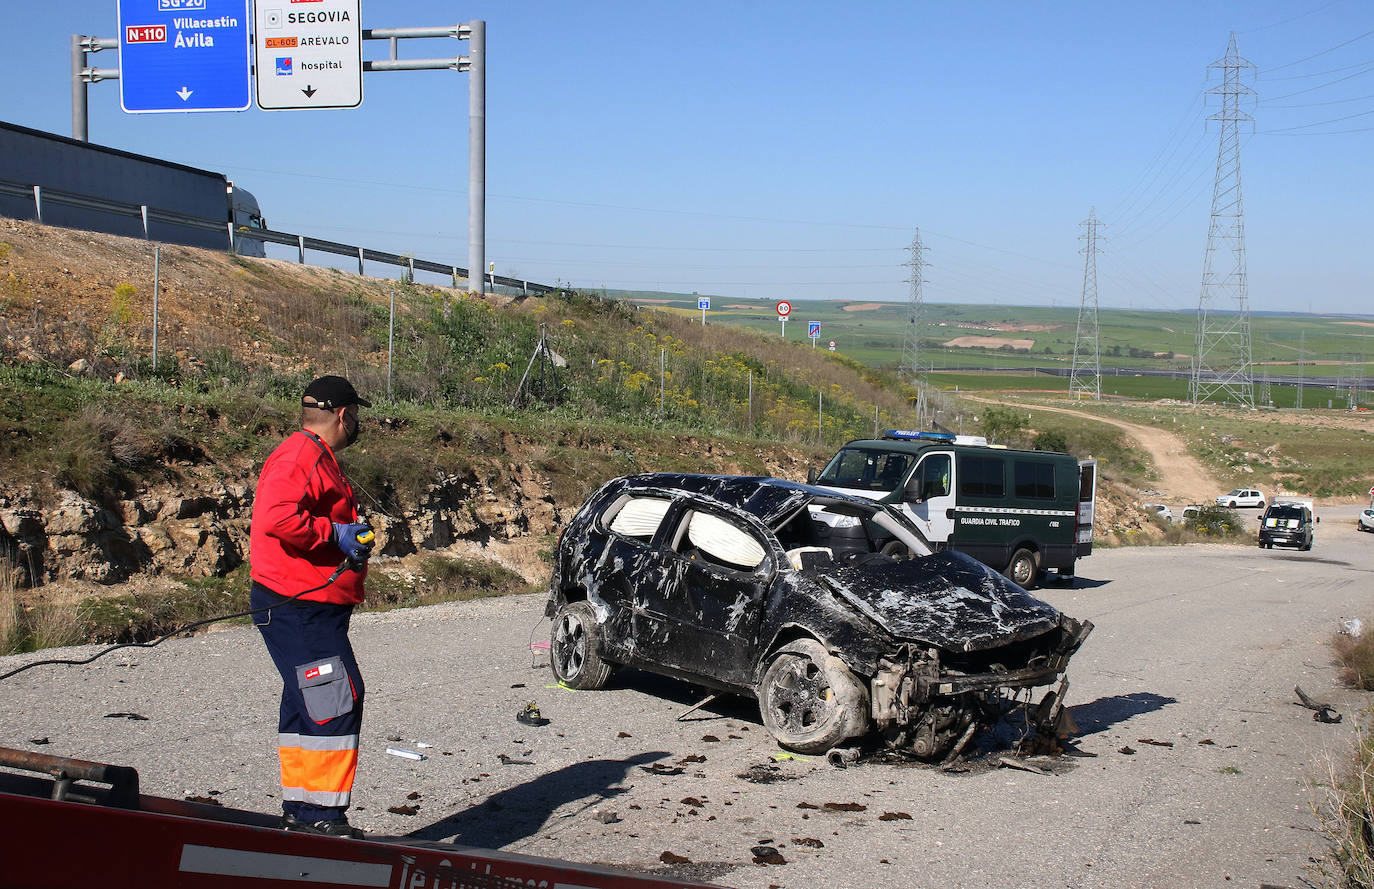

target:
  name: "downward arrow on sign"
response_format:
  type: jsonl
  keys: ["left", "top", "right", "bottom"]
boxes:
{"left": 302, "top": 85, "right": 317, "bottom": 98}
{"left": 176, "top": 87, "right": 193, "bottom": 101}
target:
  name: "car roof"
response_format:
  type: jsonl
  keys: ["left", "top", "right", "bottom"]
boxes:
{"left": 616, "top": 473, "right": 880, "bottom": 526}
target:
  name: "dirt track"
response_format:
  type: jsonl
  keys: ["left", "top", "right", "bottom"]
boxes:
{"left": 965, "top": 396, "right": 1221, "bottom": 502}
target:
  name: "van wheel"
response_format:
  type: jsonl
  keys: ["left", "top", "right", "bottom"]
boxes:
{"left": 757, "top": 639, "right": 869, "bottom": 754}
{"left": 1004, "top": 548, "right": 1038, "bottom": 588}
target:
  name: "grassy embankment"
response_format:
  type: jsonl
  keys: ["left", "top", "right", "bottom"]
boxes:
{"left": 0, "top": 265, "right": 927, "bottom": 653}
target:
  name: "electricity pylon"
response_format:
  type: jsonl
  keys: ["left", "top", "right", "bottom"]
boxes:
{"left": 1190, "top": 32, "right": 1256, "bottom": 409}
{"left": 901, "top": 228, "right": 927, "bottom": 383}
{"left": 901, "top": 228, "right": 930, "bottom": 424}
{"left": 1069, "top": 211, "right": 1102, "bottom": 400}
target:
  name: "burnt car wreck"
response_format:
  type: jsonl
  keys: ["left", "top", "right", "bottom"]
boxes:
{"left": 546, "top": 474, "right": 1093, "bottom": 759}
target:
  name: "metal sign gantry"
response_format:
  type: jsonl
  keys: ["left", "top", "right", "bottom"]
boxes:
{"left": 69, "top": 12, "right": 489, "bottom": 294}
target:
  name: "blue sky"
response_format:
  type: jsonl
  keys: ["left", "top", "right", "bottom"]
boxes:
{"left": 4, "top": 1, "right": 1372, "bottom": 313}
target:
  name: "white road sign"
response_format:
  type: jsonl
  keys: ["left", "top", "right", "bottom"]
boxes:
{"left": 254, "top": 0, "right": 362, "bottom": 110}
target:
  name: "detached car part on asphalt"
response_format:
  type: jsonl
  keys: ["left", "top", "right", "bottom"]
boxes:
{"left": 547, "top": 474, "right": 1093, "bottom": 758}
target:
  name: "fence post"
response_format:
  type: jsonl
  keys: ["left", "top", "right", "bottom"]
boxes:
{"left": 387, "top": 288, "right": 395, "bottom": 399}
{"left": 151, "top": 245, "right": 160, "bottom": 373}
{"left": 32, "top": 186, "right": 42, "bottom": 224}
{"left": 298, "top": 235, "right": 305, "bottom": 264}
{"left": 141, "top": 205, "right": 149, "bottom": 238}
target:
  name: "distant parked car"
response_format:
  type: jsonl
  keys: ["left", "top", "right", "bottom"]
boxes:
{"left": 1142, "top": 503, "right": 1173, "bottom": 523}
{"left": 1358, "top": 509, "right": 1374, "bottom": 532}
{"left": 1215, "top": 489, "right": 1265, "bottom": 509}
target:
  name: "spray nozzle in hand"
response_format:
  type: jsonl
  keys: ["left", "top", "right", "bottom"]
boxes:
{"left": 332, "top": 521, "right": 375, "bottom": 568}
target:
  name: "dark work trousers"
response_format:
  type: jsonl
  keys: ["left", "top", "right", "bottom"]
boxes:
{"left": 252, "top": 583, "right": 365, "bottom": 822}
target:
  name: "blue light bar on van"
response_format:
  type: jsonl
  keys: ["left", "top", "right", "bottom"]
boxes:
{"left": 884, "top": 429, "right": 956, "bottom": 442}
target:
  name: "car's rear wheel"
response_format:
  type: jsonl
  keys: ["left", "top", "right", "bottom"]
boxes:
{"left": 551, "top": 600, "right": 612, "bottom": 690}
{"left": 757, "top": 639, "right": 869, "bottom": 754}
{"left": 1004, "top": 548, "right": 1038, "bottom": 588}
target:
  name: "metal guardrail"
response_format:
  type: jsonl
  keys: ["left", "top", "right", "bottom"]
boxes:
{"left": 0, "top": 175, "right": 557, "bottom": 297}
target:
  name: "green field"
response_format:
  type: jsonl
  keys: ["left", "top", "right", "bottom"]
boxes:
{"left": 608, "top": 291, "right": 1374, "bottom": 382}
{"left": 925, "top": 371, "right": 1340, "bottom": 409}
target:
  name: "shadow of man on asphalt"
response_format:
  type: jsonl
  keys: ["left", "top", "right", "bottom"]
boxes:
{"left": 1069, "top": 692, "right": 1177, "bottom": 736}
{"left": 406, "top": 751, "right": 670, "bottom": 846}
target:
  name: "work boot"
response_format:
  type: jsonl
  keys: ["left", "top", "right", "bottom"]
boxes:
{"left": 281, "top": 813, "right": 366, "bottom": 838}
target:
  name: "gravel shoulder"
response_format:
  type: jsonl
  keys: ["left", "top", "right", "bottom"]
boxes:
{"left": 3, "top": 510, "right": 1372, "bottom": 888}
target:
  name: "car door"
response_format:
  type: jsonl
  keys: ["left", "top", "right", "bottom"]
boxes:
{"left": 902, "top": 451, "right": 955, "bottom": 543}
{"left": 651, "top": 504, "right": 774, "bottom": 687}
{"left": 586, "top": 493, "right": 681, "bottom": 665}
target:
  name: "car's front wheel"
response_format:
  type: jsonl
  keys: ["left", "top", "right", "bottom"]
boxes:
{"left": 757, "top": 639, "right": 869, "bottom": 754}
{"left": 551, "top": 600, "right": 612, "bottom": 690}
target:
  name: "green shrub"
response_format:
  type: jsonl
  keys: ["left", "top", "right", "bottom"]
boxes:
{"left": 1186, "top": 504, "right": 1244, "bottom": 538}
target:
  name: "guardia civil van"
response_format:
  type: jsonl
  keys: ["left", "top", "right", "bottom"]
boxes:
{"left": 810, "top": 431, "right": 1096, "bottom": 587}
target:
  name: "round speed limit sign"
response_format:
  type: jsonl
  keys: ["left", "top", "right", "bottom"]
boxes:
{"left": 776, "top": 300, "right": 792, "bottom": 318}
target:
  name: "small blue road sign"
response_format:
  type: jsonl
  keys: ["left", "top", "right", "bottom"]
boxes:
{"left": 117, "top": 0, "right": 252, "bottom": 113}
{"left": 808, "top": 321, "right": 821, "bottom": 338}
{"left": 698, "top": 297, "right": 711, "bottom": 310}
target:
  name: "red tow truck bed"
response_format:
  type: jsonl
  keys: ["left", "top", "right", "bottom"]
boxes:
{"left": 0, "top": 746, "right": 725, "bottom": 889}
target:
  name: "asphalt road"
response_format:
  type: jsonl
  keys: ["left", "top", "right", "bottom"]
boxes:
{"left": 3, "top": 505, "right": 1372, "bottom": 888}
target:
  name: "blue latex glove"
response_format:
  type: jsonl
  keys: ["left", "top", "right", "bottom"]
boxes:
{"left": 331, "top": 521, "right": 374, "bottom": 564}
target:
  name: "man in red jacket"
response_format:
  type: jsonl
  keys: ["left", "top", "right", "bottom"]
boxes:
{"left": 250, "top": 375, "right": 374, "bottom": 837}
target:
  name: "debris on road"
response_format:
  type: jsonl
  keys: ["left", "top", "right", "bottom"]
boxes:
{"left": 386, "top": 746, "right": 427, "bottom": 761}
{"left": 1294, "top": 685, "right": 1342, "bottom": 724}
{"left": 998, "top": 756, "right": 1049, "bottom": 775}
{"left": 826, "top": 747, "right": 860, "bottom": 769}
{"left": 516, "top": 702, "right": 550, "bottom": 726}
{"left": 751, "top": 845, "right": 787, "bottom": 865}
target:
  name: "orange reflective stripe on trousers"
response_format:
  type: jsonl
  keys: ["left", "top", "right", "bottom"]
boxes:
{"left": 278, "top": 732, "right": 358, "bottom": 808}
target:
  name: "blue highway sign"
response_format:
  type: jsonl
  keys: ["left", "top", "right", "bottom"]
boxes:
{"left": 117, "top": 0, "right": 252, "bottom": 113}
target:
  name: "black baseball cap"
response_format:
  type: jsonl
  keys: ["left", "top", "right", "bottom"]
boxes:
{"left": 302, "top": 375, "right": 372, "bottom": 410}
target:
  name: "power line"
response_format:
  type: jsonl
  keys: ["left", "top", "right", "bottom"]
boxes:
{"left": 1260, "top": 25, "right": 1374, "bottom": 73}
